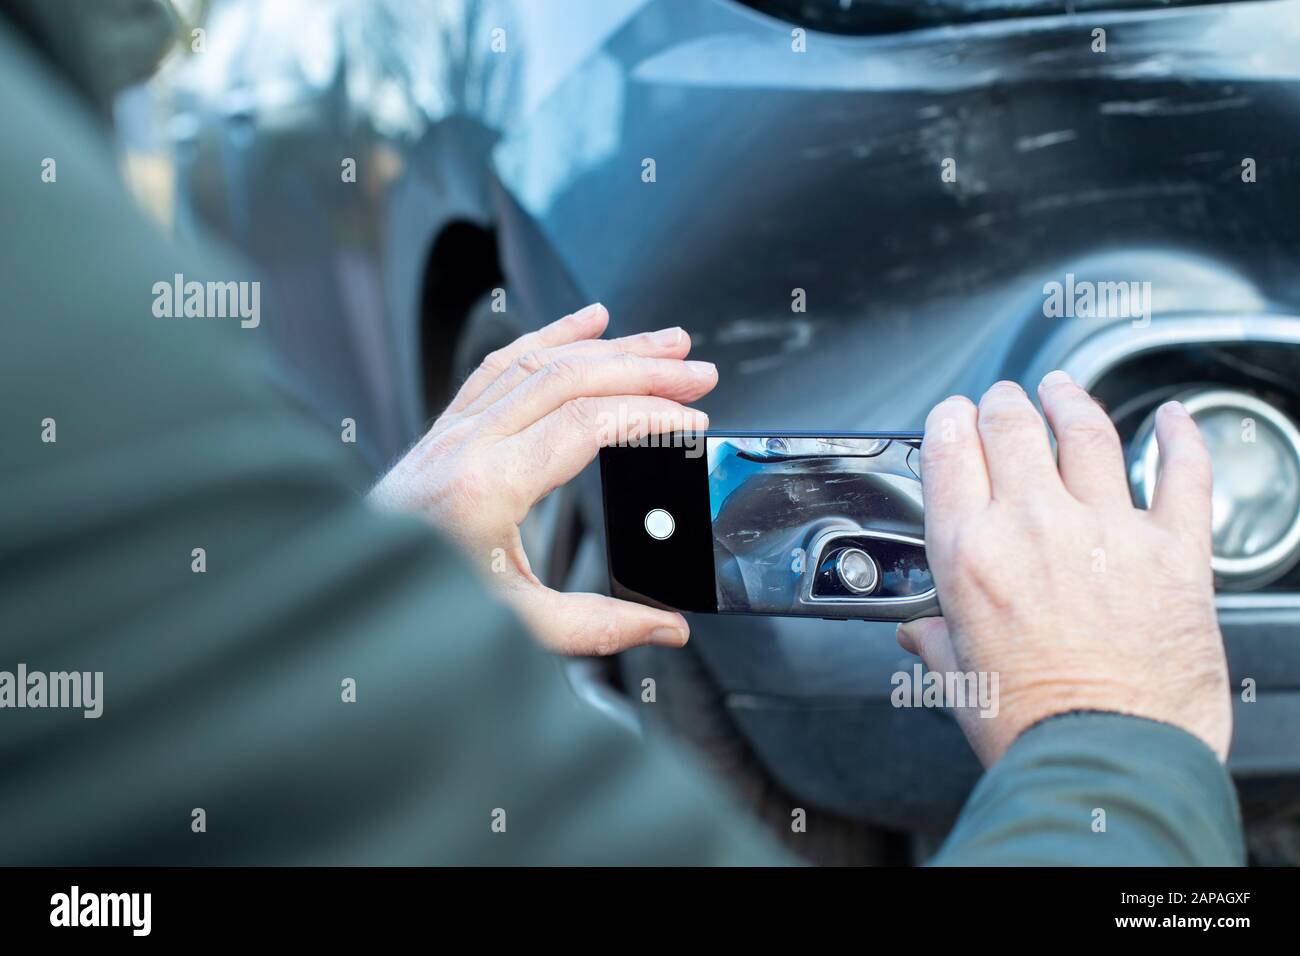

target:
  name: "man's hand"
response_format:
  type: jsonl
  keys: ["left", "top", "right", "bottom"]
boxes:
{"left": 369, "top": 303, "right": 716, "bottom": 655}
{"left": 898, "top": 371, "right": 1231, "bottom": 766}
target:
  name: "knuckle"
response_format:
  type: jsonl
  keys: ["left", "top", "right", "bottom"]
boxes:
{"left": 515, "top": 350, "right": 548, "bottom": 375}
{"left": 1164, "top": 435, "right": 1213, "bottom": 487}
{"left": 637, "top": 329, "right": 668, "bottom": 350}
{"left": 594, "top": 617, "right": 622, "bottom": 656}
{"left": 978, "top": 400, "right": 1037, "bottom": 436}
{"left": 1021, "top": 495, "right": 1071, "bottom": 537}
{"left": 948, "top": 521, "right": 1018, "bottom": 609}
{"left": 921, "top": 434, "right": 964, "bottom": 474}
{"left": 1057, "top": 410, "right": 1119, "bottom": 449}
{"left": 543, "top": 355, "right": 583, "bottom": 386}
{"left": 946, "top": 525, "right": 987, "bottom": 575}
{"left": 611, "top": 351, "right": 646, "bottom": 384}
{"left": 560, "top": 395, "right": 597, "bottom": 430}
{"left": 480, "top": 347, "right": 512, "bottom": 377}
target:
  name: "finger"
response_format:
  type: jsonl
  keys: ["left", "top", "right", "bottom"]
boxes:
{"left": 483, "top": 351, "right": 717, "bottom": 436}
{"left": 503, "top": 397, "right": 709, "bottom": 508}
{"left": 444, "top": 303, "right": 609, "bottom": 414}
{"left": 896, "top": 617, "right": 960, "bottom": 675}
{"left": 513, "top": 588, "right": 691, "bottom": 657}
{"left": 921, "top": 396, "right": 990, "bottom": 535}
{"left": 1036, "top": 369, "right": 1130, "bottom": 506}
{"left": 898, "top": 617, "right": 1001, "bottom": 767}
{"left": 977, "top": 380, "right": 1061, "bottom": 502}
{"left": 1151, "top": 400, "right": 1214, "bottom": 543}
{"left": 461, "top": 326, "right": 692, "bottom": 417}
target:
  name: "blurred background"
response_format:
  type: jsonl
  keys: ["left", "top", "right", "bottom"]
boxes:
{"left": 113, "top": 0, "right": 1300, "bottom": 864}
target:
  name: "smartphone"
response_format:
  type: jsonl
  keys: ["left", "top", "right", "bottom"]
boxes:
{"left": 599, "top": 432, "right": 939, "bottom": 621}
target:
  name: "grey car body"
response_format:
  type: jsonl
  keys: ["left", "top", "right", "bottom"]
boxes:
{"left": 168, "top": 0, "right": 1300, "bottom": 847}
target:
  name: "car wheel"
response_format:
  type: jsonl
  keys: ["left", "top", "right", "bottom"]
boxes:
{"left": 618, "top": 641, "right": 908, "bottom": 866}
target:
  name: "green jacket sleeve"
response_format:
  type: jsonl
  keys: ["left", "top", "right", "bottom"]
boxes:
{"left": 932, "top": 713, "right": 1244, "bottom": 866}
{"left": 0, "top": 19, "right": 788, "bottom": 866}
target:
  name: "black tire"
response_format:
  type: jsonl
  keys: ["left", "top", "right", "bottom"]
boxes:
{"left": 619, "top": 639, "right": 908, "bottom": 866}
{"left": 449, "top": 290, "right": 525, "bottom": 398}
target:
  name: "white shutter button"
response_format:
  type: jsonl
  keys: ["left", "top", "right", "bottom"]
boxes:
{"left": 644, "top": 509, "right": 675, "bottom": 540}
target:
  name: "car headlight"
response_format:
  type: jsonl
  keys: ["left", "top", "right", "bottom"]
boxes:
{"left": 1129, "top": 389, "right": 1300, "bottom": 589}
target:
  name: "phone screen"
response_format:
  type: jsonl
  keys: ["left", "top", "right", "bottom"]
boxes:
{"left": 601, "top": 432, "right": 938, "bottom": 621}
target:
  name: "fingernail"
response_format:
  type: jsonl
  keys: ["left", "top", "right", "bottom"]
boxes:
{"left": 572, "top": 302, "right": 605, "bottom": 322}
{"left": 649, "top": 626, "right": 687, "bottom": 647}
{"left": 653, "top": 326, "right": 684, "bottom": 347}
{"left": 686, "top": 360, "right": 717, "bottom": 379}
{"left": 1159, "top": 399, "right": 1191, "bottom": 418}
{"left": 895, "top": 622, "right": 916, "bottom": 653}
{"left": 991, "top": 379, "right": 1024, "bottom": 394}
{"left": 1039, "top": 369, "right": 1073, "bottom": 389}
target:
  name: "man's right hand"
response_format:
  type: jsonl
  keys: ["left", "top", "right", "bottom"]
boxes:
{"left": 898, "top": 371, "right": 1231, "bottom": 767}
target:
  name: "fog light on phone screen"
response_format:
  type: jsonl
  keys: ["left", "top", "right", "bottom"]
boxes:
{"left": 1129, "top": 389, "right": 1300, "bottom": 589}
{"left": 836, "top": 547, "right": 879, "bottom": 595}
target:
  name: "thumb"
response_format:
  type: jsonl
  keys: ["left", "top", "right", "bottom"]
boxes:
{"left": 898, "top": 616, "right": 1002, "bottom": 767}
{"left": 897, "top": 616, "right": 959, "bottom": 675}
{"left": 511, "top": 587, "right": 691, "bottom": 657}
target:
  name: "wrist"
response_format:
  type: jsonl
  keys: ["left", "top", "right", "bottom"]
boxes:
{"left": 995, "top": 685, "right": 1231, "bottom": 765}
